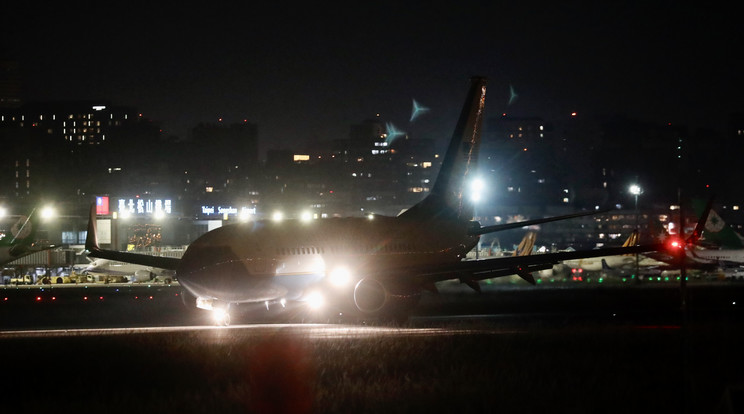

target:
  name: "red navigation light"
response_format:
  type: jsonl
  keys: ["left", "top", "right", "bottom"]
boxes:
{"left": 36, "top": 296, "right": 42, "bottom": 302}
{"left": 666, "top": 236, "right": 685, "bottom": 251}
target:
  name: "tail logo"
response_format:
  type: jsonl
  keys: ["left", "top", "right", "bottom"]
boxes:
{"left": 11, "top": 216, "right": 32, "bottom": 240}
{"left": 705, "top": 210, "right": 725, "bottom": 233}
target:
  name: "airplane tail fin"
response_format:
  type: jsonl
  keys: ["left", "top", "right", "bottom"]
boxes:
{"left": 690, "top": 196, "right": 743, "bottom": 247}
{"left": 601, "top": 258, "right": 612, "bottom": 270}
{"left": 85, "top": 203, "right": 100, "bottom": 252}
{"left": 85, "top": 203, "right": 180, "bottom": 270}
{"left": 2, "top": 208, "right": 39, "bottom": 248}
{"left": 515, "top": 231, "right": 536, "bottom": 256}
{"left": 622, "top": 230, "right": 639, "bottom": 248}
{"left": 399, "top": 76, "right": 487, "bottom": 222}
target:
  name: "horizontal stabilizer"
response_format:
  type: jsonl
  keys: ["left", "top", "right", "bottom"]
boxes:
{"left": 516, "top": 268, "right": 536, "bottom": 285}
{"left": 470, "top": 210, "right": 608, "bottom": 236}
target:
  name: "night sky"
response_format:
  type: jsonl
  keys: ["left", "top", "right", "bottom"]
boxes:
{"left": 2, "top": 2, "right": 741, "bottom": 154}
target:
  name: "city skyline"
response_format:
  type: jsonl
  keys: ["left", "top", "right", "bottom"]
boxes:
{"left": 2, "top": 2, "right": 741, "bottom": 150}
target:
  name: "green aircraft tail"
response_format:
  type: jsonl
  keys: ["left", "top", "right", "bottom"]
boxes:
{"left": 0, "top": 209, "right": 39, "bottom": 248}
{"left": 691, "top": 199, "right": 744, "bottom": 248}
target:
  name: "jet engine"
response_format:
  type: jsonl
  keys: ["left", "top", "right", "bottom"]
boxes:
{"left": 352, "top": 278, "right": 421, "bottom": 319}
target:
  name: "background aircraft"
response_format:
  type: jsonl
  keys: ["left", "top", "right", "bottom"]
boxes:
{"left": 560, "top": 231, "right": 669, "bottom": 273}
{"left": 86, "top": 77, "right": 670, "bottom": 325}
{"left": 685, "top": 200, "right": 744, "bottom": 265}
{"left": 76, "top": 258, "right": 175, "bottom": 283}
{"left": 0, "top": 209, "right": 56, "bottom": 265}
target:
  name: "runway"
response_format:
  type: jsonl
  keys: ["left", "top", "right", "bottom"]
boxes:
{"left": 2, "top": 282, "right": 743, "bottom": 413}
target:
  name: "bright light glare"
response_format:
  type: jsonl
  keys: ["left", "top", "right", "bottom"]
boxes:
{"left": 40, "top": 206, "right": 55, "bottom": 220}
{"left": 471, "top": 178, "right": 485, "bottom": 202}
{"left": 629, "top": 184, "right": 642, "bottom": 195}
{"left": 272, "top": 211, "right": 284, "bottom": 222}
{"left": 300, "top": 211, "right": 313, "bottom": 222}
{"left": 211, "top": 308, "right": 229, "bottom": 324}
{"left": 305, "top": 291, "right": 325, "bottom": 309}
{"left": 0, "top": 207, "right": 6, "bottom": 219}
{"left": 329, "top": 266, "right": 351, "bottom": 287}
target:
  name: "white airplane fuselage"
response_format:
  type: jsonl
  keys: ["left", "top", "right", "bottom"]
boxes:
{"left": 690, "top": 248, "right": 744, "bottom": 264}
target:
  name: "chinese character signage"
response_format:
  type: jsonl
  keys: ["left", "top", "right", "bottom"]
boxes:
{"left": 115, "top": 198, "right": 173, "bottom": 217}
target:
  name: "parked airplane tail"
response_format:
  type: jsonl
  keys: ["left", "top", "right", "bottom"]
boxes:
{"left": 691, "top": 197, "right": 744, "bottom": 248}
{"left": 1, "top": 209, "right": 38, "bottom": 248}
{"left": 622, "top": 230, "right": 639, "bottom": 248}
{"left": 399, "top": 76, "right": 487, "bottom": 223}
{"left": 515, "top": 231, "right": 537, "bottom": 256}
{"left": 601, "top": 258, "right": 612, "bottom": 270}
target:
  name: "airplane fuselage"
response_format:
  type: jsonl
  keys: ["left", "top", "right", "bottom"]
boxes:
{"left": 691, "top": 248, "right": 744, "bottom": 264}
{"left": 176, "top": 215, "right": 478, "bottom": 305}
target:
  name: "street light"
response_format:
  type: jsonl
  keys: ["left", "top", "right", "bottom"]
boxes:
{"left": 629, "top": 184, "right": 643, "bottom": 280}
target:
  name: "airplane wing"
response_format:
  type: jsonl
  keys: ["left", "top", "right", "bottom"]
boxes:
{"left": 409, "top": 243, "right": 665, "bottom": 286}
{"left": 85, "top": 205, "right": 181, "bottom": 271}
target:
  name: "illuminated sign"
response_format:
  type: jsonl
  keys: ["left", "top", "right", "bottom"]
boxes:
{"left": 96, "top": 196, "right": 110, "bottom": 215}
{"left": 116, "top": 198, "right": 172, "bottom": 216}
{"left": 294, "top": 154, "right": 310, "bottom": 162}
{"left": 201, "top": 205, "right": 256, "bottom": 217}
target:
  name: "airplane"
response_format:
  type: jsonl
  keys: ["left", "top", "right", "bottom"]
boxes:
{"left": 561, "top": 231, "right": 668, "bottom": 273}
{"left": 77, "top": 258, "right": 176, "bottom": 283}
{"left": 0, "top": 208, "right": 56, "bottom": 265}
{"left": 684, "top": 200, "right": 744, "bottom": 265}
{"left": 86, "top": 76, "right": 679, "bottom": 325}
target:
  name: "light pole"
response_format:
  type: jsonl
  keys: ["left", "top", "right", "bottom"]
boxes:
{"left": 471, "top": 177, "right": 485, "bottom": 259}
{"left": 629, "top": 184, "right": 642, "bottom": 280}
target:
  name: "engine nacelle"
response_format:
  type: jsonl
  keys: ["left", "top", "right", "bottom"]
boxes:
{"left": 353, "top": 278, "right": 421, "bottom": 316}
{"left": 133, "top": 269, "right": 154, "bottom": 282}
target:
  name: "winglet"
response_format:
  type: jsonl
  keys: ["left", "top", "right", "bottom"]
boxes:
{"left": 85, "top": 203, "right": 100, "bottom": 252}
{"left": 687, "top": 195, "right": 715, "bottom": 245}
{"left": 516, "top": 267, "right": 536, "bottom": 285}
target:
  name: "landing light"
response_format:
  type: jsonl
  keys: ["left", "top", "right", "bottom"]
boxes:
{"left": 306, "top": 291, "right": 325, "bottom": 309}
{"left": 211, "top": 308, "right": 230, "bottom": 325}
{"left": 329, "top": 266, "right": 352, "bottom": 287}
{"left": 272, "top": 211, "right": 284, "bottom": 222}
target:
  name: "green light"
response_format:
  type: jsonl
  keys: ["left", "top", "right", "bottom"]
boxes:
{"left": 536, "top": 279, "right": 542, "bottom": 284}
{"left": 599, "top": 278, "right": 604, "bottom": 283}
{"left": 622, "top": 278, "right": 627, "bottom": 282}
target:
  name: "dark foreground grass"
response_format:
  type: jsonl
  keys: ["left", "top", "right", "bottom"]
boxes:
{"left": 2, "top": 321, "right": 743, "bottom": 413}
